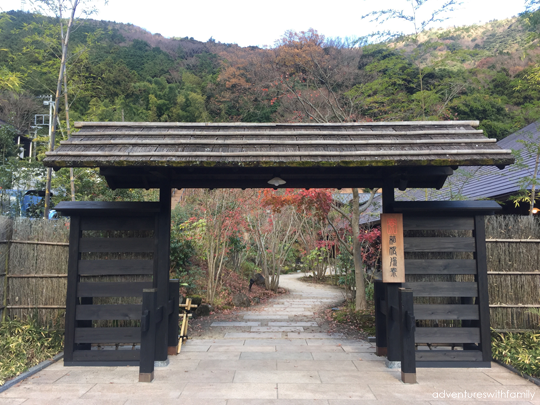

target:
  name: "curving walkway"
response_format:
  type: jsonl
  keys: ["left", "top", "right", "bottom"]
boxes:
{"left": 1, "top": 273, "right": 539, "bottom": 404}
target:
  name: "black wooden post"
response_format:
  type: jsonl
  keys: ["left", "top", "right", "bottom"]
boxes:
{"left": 399, "top": 287, "right": 416, "bottom": 384}
{"left": 474, "top": 215, "right": 492, "bottom": 363}
{"left": 167, "top": 280, "right": 180, "bottom": 355}
{"left": 382, "top": 178, "right": 395, "bottom": 214}
{"left": 64, "top": 215, "right": 81, "bottom": 364}
{"left": 374, "top": 280, "right": 387, "bottom": 356}
{"left": 140, "top": 288, "right": 157, "bottom": 382}
{"left": 386, "top": 283, "right": 402, "bottom": 362}
{"left": 155, "top": 184, "right": 171, "bottom": 363}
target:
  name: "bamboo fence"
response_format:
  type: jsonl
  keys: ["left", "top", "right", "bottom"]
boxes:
{"left": 0, "top": 217, "right": 69, "bottom": 328}
{"left": 0, "top": 215, "right": 538, "bottom": 330}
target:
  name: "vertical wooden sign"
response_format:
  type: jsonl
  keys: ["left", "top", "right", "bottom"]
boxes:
{"left": 381, "top": 213, "right": 405, "bottom": 283}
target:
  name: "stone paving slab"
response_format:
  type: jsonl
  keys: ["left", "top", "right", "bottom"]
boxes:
{"left": 278, "top": 383, "right": 376, "bottom": 400}
{"left": 276, "top": 360, "right": 358, "bottom": 371}
{"left": 234, "top": 370, "right": 321, "bottom": 384}
{"left": 252, "top": 327, "right": 304, "bottom": 332}
{"left": 170, "top": 351, "right": 241, "bottom": 360}
{"left": 305, "top": 339, "right": 369, "bottom": 346}
{"left": 240, "top": 352, "right": 314, "bottom": 361}
{"left": 211, "top": 322, "right": 261, "bottom": 327}
{"left": 196, "top": 360, "right": 278, "bottom": 371}
{"left": 268, "top": 322, "right": 318, "bottom": 327}
{"left": 209, "top": 345, "right": 276, "bottom": 352}
{"left": 227, "top": 400, "right": 331, "bottom": 405}
{"left": 180, "top": 344, "right": 211, "bottom": 351}
{"left": 185, "top": 339, "right": 246, "bottom": 345}
{"left": 243, "top": 315, "right": 290, "bottom": 320}
{"left": 244, "top": 339, "right": 307, "bottom": 346}
{"left": 287, "top": 333, "right": 345, "bottom": 339}
{"left": 319, "top": 370, "right": 401, "bottom": 384}
{"left": 225, "top": 332, "right": 283, "bottom": 339}
{"left": 276, "top": 345, "right": 345, "bottom": 353}
{"left": 179, "top": 383, "right": 278, "bottom": 399}
{"left": 1, "top": 384, "right": 95, "bottom": 399}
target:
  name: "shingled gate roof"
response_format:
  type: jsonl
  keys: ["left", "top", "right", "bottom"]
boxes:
{"left": 43, "top": 121, "right": 514, "bottom": 190}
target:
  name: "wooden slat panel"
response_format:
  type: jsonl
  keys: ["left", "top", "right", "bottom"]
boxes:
{"left": 79, "top": 238, "right": 154, "bottom": 253}
{"left": 74, "top": 327, "right": 141, "bottom": 343}
{"left": 78, "top": 260, "right": 154, "bottom": 276}
{"left": 404, "top": 282, "right": 478, "bottom": 297}
{"left": 414, "top": 304, "right": 479, "bottom": 320}
{"left": 76, "top": 304, "right": 142, "bottom": 320}
{"left": 403, "top": 217, "right": 474, "bottom": 231}
{"left": 415, "top": 350, "right": 483, "bottom": 361}
{"left": 405, "top": 259, "right": 477, "bottom": 275}
{"left": 404, "top": 237, "right": 475, "bottom": 252}
{"left": 72, "top": 349, "right": 140, "bottom": 362}
{"left": 80, "top": 217, "right": 155, "bottom": 231}
{"left": 415, "top": 327, "right": 480, "bottom": 343}
{"left": 77, "top": 282, "right": 152, "bottom": 297}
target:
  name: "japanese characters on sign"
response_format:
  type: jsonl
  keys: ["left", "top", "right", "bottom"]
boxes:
{"left": 381, "top": 213, "right": 405, "bottom": 283}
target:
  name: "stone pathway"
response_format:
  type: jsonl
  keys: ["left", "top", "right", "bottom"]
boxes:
{"left": 1, "top": 273, "right": 539, "bottom": 404}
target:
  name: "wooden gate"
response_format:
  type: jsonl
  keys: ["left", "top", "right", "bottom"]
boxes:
{"left": 376, "top": 201, "right": 499, "bottom": 368}
{"left": 57, "top": 202, "right": 160, "bottom": 366}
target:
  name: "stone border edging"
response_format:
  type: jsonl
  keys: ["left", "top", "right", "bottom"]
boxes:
{"left": 493, "top": 359, "right": 540, "bottom": 387}
{"left": 0, "top": 352, "right": 64, "bottom": 394}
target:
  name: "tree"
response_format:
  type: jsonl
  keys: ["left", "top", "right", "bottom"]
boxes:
{"left": 273, "top": 29, "right": 365, "bottom": 123}
{"left": 185, "top": 189, "right": 246, "bottom": 304}
{"left": 510, "top": 131, "right": 540, "bottom": 216}
{"left": 361, "top": 0, "right": 462, "bottom": 120}
{"left": 327, "top": 188, "right": 378, "bottom": 310}
{"left": 247, "top": 189, "right": 307, "bottom": 291}
{"left": 27, "top": 0, "right": 107, "bottom": 218}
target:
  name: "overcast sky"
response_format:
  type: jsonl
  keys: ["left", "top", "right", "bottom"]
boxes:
{"left": 1, "top": 0, "right": 529, "bottom": 47}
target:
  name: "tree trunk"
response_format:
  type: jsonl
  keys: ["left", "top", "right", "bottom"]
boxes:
{"left": 44, "top": 1, "right": 78, "bottom": 218}
{"left": 60, "top": 19, "right": 76, "bottom": 202}
{"left": 352, "top": 188, "right": 367, "bottom": 310}
{"left": 530, "top": 151, "right": 540, "bottom": 216}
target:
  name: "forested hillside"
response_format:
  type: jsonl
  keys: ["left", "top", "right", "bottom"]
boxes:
{"left": 2, "top": 10, "right": 540, "bottom": 138}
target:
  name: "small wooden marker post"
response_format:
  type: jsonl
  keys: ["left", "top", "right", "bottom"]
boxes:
{"left": 177, "top": 298, "right": 197, "bottom": 353}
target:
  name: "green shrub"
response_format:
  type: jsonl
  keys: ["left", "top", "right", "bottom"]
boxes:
{"left": 0, "top": 318, "right": 64, "bottom": 386}
{"left": 491, "top": 330, "right": 540, "bottom": 378}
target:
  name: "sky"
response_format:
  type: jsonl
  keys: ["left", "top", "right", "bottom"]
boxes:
{"left": 1, "top": 0, "right": 530, "bottom": 47}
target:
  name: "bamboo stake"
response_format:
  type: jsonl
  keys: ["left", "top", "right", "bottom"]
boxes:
{"left": 0, "top": 240, "right": 69, "bottom": 246}
{"left": 486, "top": 239, "right": 540, "bottom": 243}
{"left": 1, "top": 240, "right": 9, "bottom": 323}
{"left": 6, "top": 274, "right": 67, "bottom": 278}
{"left": 7, "top": 305, "right": 66, "bottom": 309}
{"left": 490, "top": 305, "right": 540, "bottom": 308}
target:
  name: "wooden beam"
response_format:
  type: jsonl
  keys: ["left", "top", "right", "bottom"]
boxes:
{"left": 60, "top": 137, "right": 493, "bottom": 145}
{"left": 46, "top": 149, "right": 512, "bottom": 158}
{"left": 73, "top": 120, "right": 481, "bottom": 128}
